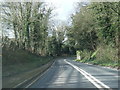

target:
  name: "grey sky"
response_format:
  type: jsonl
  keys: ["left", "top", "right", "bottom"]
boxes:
{"left": 45, "top": 0, "right": 88, "bottom": 21}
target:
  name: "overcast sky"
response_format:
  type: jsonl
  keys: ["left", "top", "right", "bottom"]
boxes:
{"left": 44, "top": 0, "right": 119, "bottom": 21}
{"left": 45, "top": 0, "right": 88, "bottom": 21}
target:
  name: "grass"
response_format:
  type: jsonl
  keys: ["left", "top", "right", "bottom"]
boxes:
{"left": 2, "top": 47, "right": 54, "bottom": 76}
{"left": 2, "top": 47, "right": 55, "bottom": 87}
{"left": 74, "top": 44, "right": 119, "bottom": 69}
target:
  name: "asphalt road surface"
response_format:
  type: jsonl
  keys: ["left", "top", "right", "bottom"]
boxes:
{"left": 27, "top": 58, "right": 119, "bottom": 89}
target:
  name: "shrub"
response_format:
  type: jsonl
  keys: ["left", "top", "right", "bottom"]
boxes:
{"left": 94, "top": 44, "right": 118, "bottom": 66}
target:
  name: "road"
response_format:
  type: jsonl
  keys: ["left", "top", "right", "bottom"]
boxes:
{"left": 26, "top": 57, "right": 119, "bottom": 89}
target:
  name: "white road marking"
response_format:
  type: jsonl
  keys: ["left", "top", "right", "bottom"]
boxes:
{"left": 25, "top": 74, "right": 43, "bottom": 88}
{"left": 13, "top": 79, "right": 28, "bottom": 88}
{"left": 13, "top": 61, "right": 55, "bottom": 88}
{"left": 25, "top": 60, "right": 56, "bottom": 88}
{"left": 64, "top": 59, "right": 113, "bottom": 90}
{"left": 13, "top": 71, "right": 42, "bottom": 88}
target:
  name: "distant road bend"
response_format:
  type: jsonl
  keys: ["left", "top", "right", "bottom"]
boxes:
{"left": 25, "top": 58, "right": 119, "bottom": 89}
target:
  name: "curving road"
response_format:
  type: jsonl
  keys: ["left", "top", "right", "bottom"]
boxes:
{"left": 26, "top": 58, "right": 119, "bottom": 89}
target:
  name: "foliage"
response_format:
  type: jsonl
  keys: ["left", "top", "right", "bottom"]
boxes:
{"left": 47, "top": 36, "right": 59, "bottom": 56}
{"left": 90, "top": 2, "right": 119, "bottom": 46}
{"left": 1, "top": 2, "right": 119, "bottom": 68}
{"left": 1, "top": 2, "right": 52, "bottom": 56}
{"left": 66, "top": 2, "right": 119, "bottom": 68}
{"left": 67, "top": 5, "right": 98, "bottom": 51}
{"left": 90, "top": 48, "right": 99, "bottom": 59}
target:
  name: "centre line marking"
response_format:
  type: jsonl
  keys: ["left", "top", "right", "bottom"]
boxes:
{"left": 64, "top": 59, "right": 113, "bottom": 90}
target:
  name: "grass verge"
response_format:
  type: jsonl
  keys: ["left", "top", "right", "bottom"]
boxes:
{"left": 2, "top": 47, "right": 55, "bottom": 88}
{"left": 74, "top": 44, "right": 119, "bottom": 69}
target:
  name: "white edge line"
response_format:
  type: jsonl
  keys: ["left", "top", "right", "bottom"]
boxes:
{"left": 13, "top": 79, "right": 28, "bottom": 88}
{"left": 13, "top": 60, "right": 55, "bottom": 88}
{"left": 64, "top": 59, "right": 113, "bottom": 90}
{"left": 25, "top": 60, "right": 56, "bottom": 88}
{"left": 13, "top": 71, "right": 41, "bottom": 88}
{"left": 13, "top": 71, "right": 40, "bottom": 88}
{"left": 65, "top": 60, "right": 102, "bottom": 88}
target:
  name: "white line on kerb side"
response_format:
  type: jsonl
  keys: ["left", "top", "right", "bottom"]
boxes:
{"left": 13, "top": 80, "right": 28, "bottom": 88}
{"left": 13, "top": 61, "right": 55, "bottom": 88}
{"left": 25, "top": 60, "right": 56, "bottom": 88}
{"left": 64, "top": 59, "right": 113, "bottom": 90}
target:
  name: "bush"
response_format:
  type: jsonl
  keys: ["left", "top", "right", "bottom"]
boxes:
{"left": 75, "top": 43, "right": 118, "bottom": 68}
{"left": 92, "top": 44, "right": 118, "bottom": 67}
{"left": 81, "top": 50, "right": 92, "bottom": 62}
{"left": 96, "top": 44, "right": 118, "bottom": 62}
